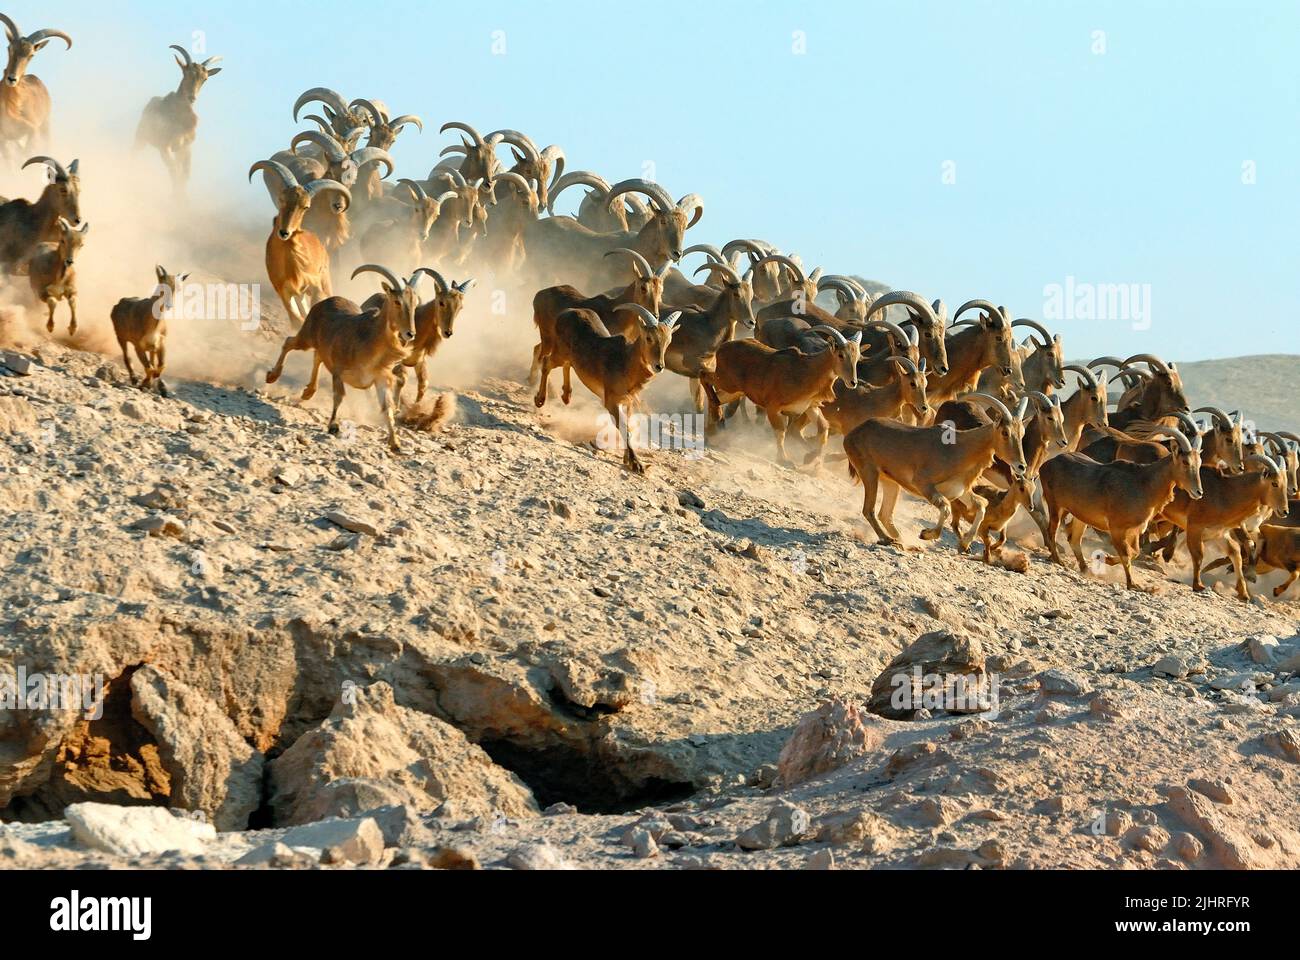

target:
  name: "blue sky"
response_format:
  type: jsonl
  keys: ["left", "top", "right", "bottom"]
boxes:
{"left": 14, "top": 0, "right": 1300, "bottom": 361}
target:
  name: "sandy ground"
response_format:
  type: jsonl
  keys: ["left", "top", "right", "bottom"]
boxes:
{"left": 0, "top": 320, "right": 1298, "bottom": 869}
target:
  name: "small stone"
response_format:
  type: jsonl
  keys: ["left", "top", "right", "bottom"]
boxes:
{"left": 736, "top": 802, "right": 811, "bottom": 851}
{"left": 676, "top": 489, "right": 705, "bottom": 509}
{"left": 1152, "top": 656, "right": 1188, "bottom": 678}
{"left": 426, "top": 846, "right": 480, "bottom": 870}
{"left": 1037, "top": 669, "right": 1091, "bottom": 697}
{"left": 281, "top": 817, "right": 384, "bottom": 865}
{"left": 324, "top": 510, "right": 380, "bottom": 537}
{"left": 628, "top": 828, "right": 658, "bottom": 859}
{"left": 131, "top": 514, "right": 185, "bottom": 539}
{"left": 1245, "top": 635, "right": 1279, "bottom": 664}
{"left": 235, "top": 842, "right": 316, "bottom": 868}
{"left": 804, "top": 848, "right": 835, "bottom": 870}
{"left": 506, "top": 841, "right": 571, "bottom": 870}
{"left": 1188, "top": 778, "right": 1233, "bottom": 804}
{"left": 1171, "top": 832, "right": 1204, "bottom": 862}
{"left": 1264, "top": 728, "right": 1300, "bottom": 764}
{"left": 1, "top": 351, "right": 33, "bottom": 375}
{"left": 1123, "top": 824, "right": 1171, "bottom": 853}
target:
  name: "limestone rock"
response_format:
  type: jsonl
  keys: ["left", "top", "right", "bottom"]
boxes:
{"left": 736, "top": 802, "right": 810, "bottom": 851}
{"left": 280, "top": 817, "right": 384, "bottom": 865}
{"left": 506, "top": 840, "right": 571, "bottom": 870}
{"left": 267, "top": 681, "right": 537, "bottom": 826}
{"left": 129, "top": 665, "right": 263, "bottom": 831}
{"left": 775, "top": 698, "right": 884, "bottom": 787}
{"left": 65, "top": 803, "right": 215, "bottom": 857}
{"left": 868, "top": 630, "right": 989, "bottom": 719}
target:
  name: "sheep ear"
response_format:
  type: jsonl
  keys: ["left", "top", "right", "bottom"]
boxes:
{"left": 206, "top": 66, "right": 222, "bottom": 77}
{"left": 156, "top": 265, "right": 167, "bottom": 282}
{"left": 174, "top": 54, "right": 187, "bottom": 70}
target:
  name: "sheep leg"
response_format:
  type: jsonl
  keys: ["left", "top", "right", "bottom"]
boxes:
{"left": 375, "top": 377, "right": 401, "bottom": 453}
{"left": 561, "top": 364, "right": 573, "bottom": 405}
{"left": 958, "top": 493, "right": 988, "bottom": 553}
{"left": 1064, "top": 518, "right": 1088, "bottom": 572}
{"left": 800, "top": 409, "right": 830, "bottom": 469}
{"left": 44, "top": 298, "right": 56, "bottom": 333}
{"left": 529, "top": 341, "right": 544, "bottom": 385}
{"left": 1188, "top": 530, "right": 1206, "bottom": 592}
{"left": 1223, "top": 535, "right": 1249, "bottom": 601}
{"left": 879, "top": 479, "right": 902, "bottom": 541}
{"left": 918, "top": 488, "right": 951, "bottom": 541}
{"left": 702, "top": 379, "right": 724, "bottom": 433}
{"left": 327, "top": 375, "right": 346, "bottom": 435}
{"left": 133, "top": 344, "right": 153, "bottom": 390}
{"left": 1116, "top": 529, "right": 1140, "bottom": 590}
{"left": 67, "top": 295, "right": 77, "bottom": 336}
{"left": 1274, "top": 569, "right": 1298, "bottom": 598}
{"left": 392, "top": 363, "right": 408, "bottom": 404}
{"left": 301, "top": 354, "right": 323, "bottom": 402}
{"left": 856, "top": 462, "right": 895, "bottom": 545}
{"left": 767, "top": 408, "right": 793, "bottom": 466}
{"left": 612, "top": 399, "right": 644, "bottom": 474}
{"left": 277, "top": 288, "right": 302, "bottom": 326}
{"left": 154, "top": 344, "right": 169, "bottom": 397}
{"left": 534, "top": 353, "right": 553, "bottom": 408}
{"left": 1044, "top": 502, "right": 1066, "bottom": 566}
{"left": 119, "top": 339, "right": 139, "bottom": 385}
{"left": 415, "top": 359, "right": 428, "bottom": 403}
{"left": 689, "top": 377, "right": 704, "bottom": 413}
{"left": 266, "top": 334, "right": 303, "bottom": 384}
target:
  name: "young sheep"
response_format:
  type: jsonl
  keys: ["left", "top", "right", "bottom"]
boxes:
{"left": 26, "top": 215, "right": 86, "bottom": 335}
{"left": 110, "top": 264, "right": 189, "bottom": 395}
{"left": 265, "top": 264, "right": 420, "bottom": 452}
{"left": 374, "top": 267, "right": 474, "bottom": 404}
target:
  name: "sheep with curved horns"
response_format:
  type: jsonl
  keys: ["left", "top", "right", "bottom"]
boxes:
{"left": 279, "top": 129, "right": 393, "bottom": 252}
{"left": 265, "top": 263, "right": 422, "bottom": 452}
{"left": 292, "top": 87, "right": 372, "bottom": 141}
{"left": 359, "top": 179, "right": 458, "bottom": 272}
{"left": 548, "top": 170, "right": 652, "bottom": 233}
{"left": 27, "top": 215, "right": 87, "bottom": 336}
{"left": 0, "top": 13, "right": 70, "bottom": 158}
{"left": 0, "top": 155, "right": 81, "bottom": 273}
{"left": 524, "top": 178, "right": 704, "bottom": 289}
{"left": 133, "top": 44, "right": 222, "bottom": 194}
{"left": 249, "top": 159, "right": 350, "bottom": 325}
{"left": 375, "top": 267, "right": 476, "bottom": 404}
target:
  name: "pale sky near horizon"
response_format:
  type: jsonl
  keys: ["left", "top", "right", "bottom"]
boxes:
{"left": 10, "top": 0, "right": 1299, "bottom": 362}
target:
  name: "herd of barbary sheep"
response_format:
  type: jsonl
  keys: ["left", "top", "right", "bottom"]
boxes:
{"left": 3, "top": 11, "right": 1299, "bottom": 602}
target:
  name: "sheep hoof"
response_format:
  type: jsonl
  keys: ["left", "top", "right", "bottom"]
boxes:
{"left": 327, "top": 422, "right": 340, "bottom": 435}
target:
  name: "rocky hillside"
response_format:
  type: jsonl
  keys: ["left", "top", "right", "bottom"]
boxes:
{"left": 1, "top": 334, "right": 1299, "bottom": 869}
{"left": 1172, "top": 354, "right": 1300, "bottom": 432}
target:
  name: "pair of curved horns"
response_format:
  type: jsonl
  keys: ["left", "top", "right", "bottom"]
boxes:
{"left": 0, "top": 16, "right": 72, "bottom": 48}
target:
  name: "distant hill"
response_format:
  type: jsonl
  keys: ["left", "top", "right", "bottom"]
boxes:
{"left": 1174, "top": 354, "right": 1300, "bottom": 432}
